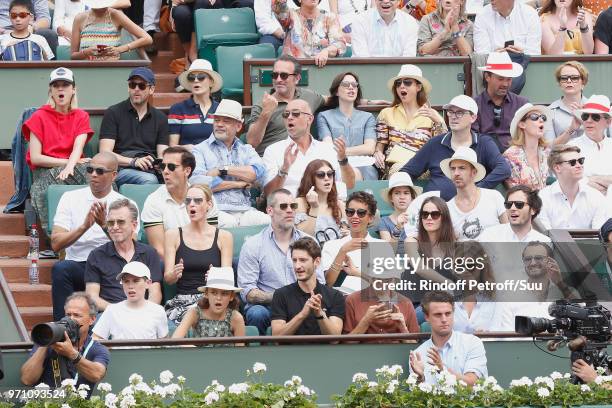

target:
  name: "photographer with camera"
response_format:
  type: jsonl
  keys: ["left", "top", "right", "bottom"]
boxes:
{"left": 20, "top": 292, "right": 109, "bottom": 396}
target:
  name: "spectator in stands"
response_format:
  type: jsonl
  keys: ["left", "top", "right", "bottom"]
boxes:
{"left": 329, "top": 0, "right": 370, "bottom": 34}
{"left": 295, "top": 159, "right": 345, "bottom": 245}
{"left": 375, "top": 64, "right": 446, "bottom": 176}
{"left": 409, "top": 291, "right": 487, "bottom": 385}
{"left": 190, "top": 100, "right": 270, "bottom": 227}
{"left": 321, "top": 191, "right": 387, "bottom": 286}
{"left": 594, "top": 6, "right": 611, "bottom": 54}
{"left": 538, "top": 144, "right": 609, "bottom": 229}
{"left": 402, "top": 95, "right": 511, "bottom": 201}
{"left": 378, "top": 172, "right": 421, "bottom": 244}
{"left": 472, "top": 52, "right": 529, "bottom": 152}
{"left": 417, "top": 0, "right": 474, "bottom": 56}
{"left": 172, "top": 0, "right": 225, "bottom": 64}
{"left": 99, "top": 67, "right": 169, "bottom": 187}
{"left": 85, "top": 199, "right": 163, "bottom": 311}
{"left": 172, "top": 267, "right": 245, "bottom": 342}
{"left": 503, "top": 103, "right": 551, "bottom": 190}
{"left": 0, "top": 0, "right": 58, "bottom": 57}
{"left": 163, "top": 184, "right": 233, "bottom": 325}
{"left": 351, "top": 0, "right": 419, "bottom": 57}
{"left": 71, "top": 0, "right": 152, "bottom": 61}
{"left": 93, "top": 261, "right": 168, "bottom": 340}
{"left": 20, "top": 292, "right": 109, "bottom": 394}
{"left": 169, "top": 59, "right": 222, "bottom": 149}
{"left": 255, "top": 0, "right": 285, "bottom": 52}
{"left": 444, "top": 147, "right": 508, "bottom": 241}
{"left": 540, "top": 0, "right": 594, "bottom": 55}
{"left": 142, "top": 147, "right": 230, "bottom": 257}
{"left": 317, "top": 72, "right": 377, "bottom": 180}
{"left": 271, "top": 237, "right": 344, "bottom": 335}
{"left": 246, "top": 55, "right": 326, "bottom": 156}
{"left": 273, "top": 0, "right": 345, "bottom": 66}
{"left": 473, "top": 0, "right": 541, "bottom": 55}
{"left": 263, "top": 99, "right": 356, "bottom": 197}
{"left": 50, "top": 152, "right": 138, "bottom": 321}
{"left": 237, "top": 188, "right": 325, "bottom": 335}
{"left": 24, "top": 67, "right": 93, "bottom": 233}
{"left": 0, "top": 0, "right": 53, "bottom": 60}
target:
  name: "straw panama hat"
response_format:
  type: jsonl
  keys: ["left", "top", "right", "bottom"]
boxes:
{"left": 198, "top": 267, "right": 242, "bottom": 292}
{"left": 387, "top": 64, "right": 432, "bottom": 94}
{"left": 440, "top": 146, "right": 487, "bottom": 183}
{"left": 213, "top": 99, "right": 243, "bottom": 122}
{"left": 574, "top": 95, "right": 611, "bottom": 119}
{"left": 478, "top": 52, "right": 523, "bottom": 78}
{"left": 509, "top": 103, "right": 552, "bottom": 141}
{"left": 380, "top": 172, "right": 423, "bottom": 204}
{"left": 178, "top": 59, "right": 223, "bottom": 93}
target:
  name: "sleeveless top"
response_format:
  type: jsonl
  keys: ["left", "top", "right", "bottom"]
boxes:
{"left": 175, "top": 227, "right": 221, "bottom": 295}
{"left": 295, "top": 212, "right": 340, "bottom": 247}
{"left": 79, "top": 9, "right": 121, "bottom": 61}
{"left": 194, "top": 308, "right": 234, "bottom": 344}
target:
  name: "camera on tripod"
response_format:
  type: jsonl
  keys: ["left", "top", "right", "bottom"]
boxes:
{"left": 31, "top": 317, "right": 81, "bottom": 347}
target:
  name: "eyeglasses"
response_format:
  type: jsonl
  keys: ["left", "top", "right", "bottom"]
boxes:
{"left": 493, "top": 106, "right": 502, "bottom": 127}
{"left": 504, "top": 201, "right": 527, "bottom": 210}
{"left": 184, "top": 197, "right": 204, "bottom": 205}
{"left": 159, "top": 163, "right": 182, "bottom": 171}
{"left": 559, "top": 75, "right": 581, "bottom": 83}
{"left": 581, "top": 113, "right": 603, "bottom": 122}
{"left": 282, "top": 110, "right": 312, "bottom": 119}
{"left": 128, "top": 81, "right": 149, "bottom": 90}
{"left": 315, "top": 170, "right": 335, "bottom": 179}
{"left": 271, "top": 72, "right": 297, "bottom": 80}
{"left": 420, "top": 210, "right": 441, "bottom": 220}
{"left": 86, "top": 166, "right": 114, "bottom": 175}
{"left": 446, "top": 110, "right": 469, "bottom": 119}
{"left": 523, "top": 255, "right": 545, "bottom": 263}
{"left": 106, "top": 219, "right": 127, "bottom": 227}
{"left": 523, "top": 113, "right": 547, "bottom": 122}
{"left": 340, "top": 81, "right": 359, "bottom": 89}
{"left": 346, "top": 208, "right": 369, "bottom": 218}
{"left": 10, "top": 12, "right": 31, "bottom": 18}
{"left": 394, "top": 78, "right": 415, "bottom": 88}
{"left": 187, "top": 73, "right": 210, "bottom": 82}
{"left": 558, "top": 157, "right": 585, "bottom": 167}
{"left": 279, "top": 202, "right": 298, "bottom": 211}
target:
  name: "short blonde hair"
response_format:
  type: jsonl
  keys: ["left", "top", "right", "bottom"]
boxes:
{"left": 554, "top": 61, "right": 589, "bottom": 85}
{"left": 511, "top": 114, "right": 549, "bottom": 148}
{"left": 547, "top": 144, "right": 581, "bottom": 174}
{"left": 47, "top": 85, "right": 79, "bottom": 111}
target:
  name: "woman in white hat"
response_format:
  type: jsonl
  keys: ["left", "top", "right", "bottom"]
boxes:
{"left": 374, "top": 64, "right": 446, "bottom": 176}
{"left": 172, "top": 267, "right": 245, "bottom": 344}
{"left": 378, "top": 172, "right": 422, "bottom": 244}
{"left": 503, "top": 103, "right": 552, "bottom": 190}
{"left": 71, "top": 0, "right": 152, "bottom": 60}
{"left": 417, "top": 0, "right": 473, "bottom": 56}
{"left": 169, "top": 59, "right": 224, "bottom": 149}
{"left": 540, "top": 0, "right": 594, "bottom": 55}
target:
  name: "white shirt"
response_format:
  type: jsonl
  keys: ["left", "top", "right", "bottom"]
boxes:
{"left": 53, "top": 187, "right": 139, "bottom": 262}
{"left": 320, "top": 233, "right": 387, "bottom": 275}
{"left": 52, "top": 0, "right": 85, "bottom": 34}
{"left": 567, "top": 136, "right": 612, "bottom": 178}
{"left": 448, "top": 188, "right": 506, "bottom": 241}
{"left": 351, "top": 8, "right": 418, "bottom": 57}
{"left": 0, "top": 32, "right": 54, "bottom": 59}
{"left": 496, "top": 301, "right": 552, "bottom": 332}
{"left": 453, "top": 300, "right": 507, "bottom": 333}
{"left": 478, "top": 223, "right": 551, "bottom": 243}
{"left": 337, "top": 0, "right": 370, "bottom": 28}
{"left": 254, "top": 0, "right": 330, "bottom": 35}
{"left": 473, "top": 3, "right": 541, "bottom": 55}
{"left": 93, "top": 300, "right": 168, "bottom": 340}
{"left": 538, "top": 181, "right": 610, "bottom": 230}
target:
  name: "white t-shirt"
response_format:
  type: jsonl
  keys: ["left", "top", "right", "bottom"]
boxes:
{"left": 93, "top": 300, "right": 168, "bottom": 340}
{"left": 0, "top": 32, "right": 54, "bottom": 59}
{"left": 448, "top": 188, "right": 506, "bottom": 241}
{"left": 320, "top": 233, "right": 388, "bottom": 276}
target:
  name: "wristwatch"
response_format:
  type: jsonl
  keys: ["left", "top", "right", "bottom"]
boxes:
{"left": 71, "top": 352, "right": 83, "bottom": 365}
{"left": 219, "top": 166, "right": 228, "bottom": 177}
{"left": 278, "top": 168, "right": 289, "bottom": 177}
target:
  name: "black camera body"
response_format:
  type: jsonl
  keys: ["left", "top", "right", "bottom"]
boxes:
{"left": 31, "top": 317, "right": 81, "bottom": 347}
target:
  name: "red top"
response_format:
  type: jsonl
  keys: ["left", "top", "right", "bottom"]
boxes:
{"left": 23, "top": 105, "right": 94, "bottom": 170}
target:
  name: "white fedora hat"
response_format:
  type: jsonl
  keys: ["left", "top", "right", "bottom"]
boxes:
{"left": 443, "top": 94, "right": 478, "bottom": 115}
{"left": 387, "top": 64, "right": 432, "bottom": 95}
{"left": 380, "top": 172, "right": 423, "bottom": 204}
{"left": 336, "top": 276, "right": 369, "bottom": 296}
{"left": 178, "top": 59, "right": 223, "bottom": 93}
{"left": 478, "top": 52, "right": 523, "bottom": 78}
{"left": 84, "top": 0, "right": 116, "bottom": 8}
{"left": 575, "top": 95, "right": 611, "bottom": 119}
{"left": 213, "top": 99, "right": 243, "bottom": 122}
{"left": 198, "top": 267, "right": 242, "bottom": 292}
{"left": 509, "top": 103, "right": 551, "bottom": 141}
{"left": 440, "top": 146, "right": 487, "bottom": 183}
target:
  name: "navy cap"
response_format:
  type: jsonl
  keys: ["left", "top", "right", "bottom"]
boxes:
{"left": 128, "top": 67, "right": 155, "bottom": 85}
{"left": 601, "top": 218, "right": 612, "bottom": 243}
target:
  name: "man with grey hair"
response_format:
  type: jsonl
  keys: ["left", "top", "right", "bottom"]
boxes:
{"left": 85, "top": 199, "right": 162, "bottom": 312}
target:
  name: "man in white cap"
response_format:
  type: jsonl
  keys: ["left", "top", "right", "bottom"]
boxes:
{"left": 190, "top": 99, "right": 270, "bottom": 227}
{"left": 401, "top": 94, "right": 511, "bottom": 201}
{"left": 473, "top": 0, "right": 541, "bottom": 55}
{"left": 472, "top": 52, "right": 530, "bottom": 151}
{"left": 443, "top": 147, "right": 508, "bottom": 241}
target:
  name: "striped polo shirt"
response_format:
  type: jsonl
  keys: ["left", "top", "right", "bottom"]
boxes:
{"left": 168, "top": 97, "right": 219, "bottom": 146}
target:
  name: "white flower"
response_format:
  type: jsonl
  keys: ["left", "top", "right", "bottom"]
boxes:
{"left": 366, "top": 381, "right": 378, "bottom": 388}
{"left": 550, "top": 371, "right": 563, "bottom": 380}
{"left": 440, "top": 371, "right": 457, "bottom": 388}
{"left": 128, "top": 374, "right": 143, "bottom": 385}
{"left": 442, "top": 386, "right": 456, "bottom": 396}
{"left": 164, "top": 383, "right": 181, "bottom": 397}
{"left": 581, "top": 384, "right": 591, "bottom": 392}
{"left": 104, "top": 393, "right": 118, "bottom": 408}
{"left": 98, "top": 383, "right": 112, "bottom": 393}
{"left": 564, "top": 373, "right": 571, "bottom": 379}
{"left": 119, "top": 394, "right": 136, "bottom": 408}
{"left": 289, "top": 391, "right": 296, "bottom": 399}
{"left": 537, "top": 387, "right": 550, "bottom": 398}
{"left": 535, "top": 376, "right": 554, "bottom": 390}
{"left": 389, "top": 365, "right": 403, "bottom": 376}
{"left": 594, "top": 376, "right": 604, "bottom": 385}
{"left": 78, "top": 389, "right": 88, "bottom": 399}
{"left": 120, "top": 386, "right": 133, "bottom": 397}
{"left": 153, "top": 385, "right": 167, "bottom": 398}
{"left": 61, "top": 404, "right": 71, "bottom": 408}
{"left": 386, "top": 379, "right": 399, "bottom": 394}
{"left": 159, "top": 370, "right": 174, "bottom": 384}
{"left": 297, "top": 385, "right": 311, "bottom": 396}
{"left": 253, "top": 362, "right": 267, "bottom": 374}
{"left": 484, "top": 376, "right": 498, "bottom": 386}
{"left": 228, "top": 383, "right": 249, "bottom": 395}
{"left": 209, "top": 380, "right": 225, "bottom": 392}
{"left": 418, "top": 382, "right": 433, "bottom": 393}
{"left": 78, "top": 384, "right": 90, "bottom": 392}
{"left": 492, "top": 384, "right": 503, "bottom": 392}
{"left": 134, "top": 382, "right": 152, "bottom": 395}
{"left": 406, "top": 373, "right": 418, "bottom": 386}
{"left": 35, "top": 383, "right": 50, "bottom": 389}
{"left": 352, "top": 373, "right": 368, "bottom": 383}
{"left": 204, "top": 391, "right": 219, "bottom": 405}
{"left": 472, "top": 384, "right": 483, "bottom": 393}
{"left": 376, "top": 365, "right": 390, "bottom": 375}
{"left": 61, "top": 379, "right": 76, "bottom": 389}
{"left": 596, "top": 367, "right": 606, "bottom": 375}
{"left": 291, "top": 375, "right": 302, "bottom": 385}
{"left": 458, "top": 380, "right": 467, "bottom": 387}
{"left": 177, "top": 375, "right": 186, "bottom": 383}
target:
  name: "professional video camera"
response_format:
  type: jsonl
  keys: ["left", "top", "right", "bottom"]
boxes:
{"left": 31, "top": 317, "right": 80, "bottom": 347}
{"left": 515, "top": 300, "right": 612, "bottom": 384}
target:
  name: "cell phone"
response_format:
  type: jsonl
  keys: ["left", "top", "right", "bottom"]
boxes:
{"left": 152, "top": 158, "right": 163, "bottom": 167}
{"left": 97, "top": 44, "right": 108, "bottom": 52}
{"left": 504, "top": 40, "right": 515, "bottom": 48}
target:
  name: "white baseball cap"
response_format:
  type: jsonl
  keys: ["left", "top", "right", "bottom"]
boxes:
{"left": 443, "top": 95, "right": 478, "bottom": 115}
{"left": 49, "top": 67, "right": 74, "bottom": 85}
{"left": 116, "top": 261, "right": 151, "bottom": 281}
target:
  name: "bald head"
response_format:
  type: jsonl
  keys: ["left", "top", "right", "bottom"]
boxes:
{"left": 286, "top": 99, "right": 311, "bottom": 114}
{"left": 91, "top": 152, "right": 119, "bottom": 171}
{"left": 88, "top": 152, "right": 118, "bottom": 197}
{"left": 284, "top": 99, "right": 313, "bottom": 140}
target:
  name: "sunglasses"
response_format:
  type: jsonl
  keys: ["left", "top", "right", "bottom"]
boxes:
{"left": 315, "top": 170, "right": 335, "bottom": 179}
{"left": 187, "top": 73, "right": 210, "bottom": 82}
{"left": 493, "top": 106, "right": 502, "bottom": 127}
{"left": 524, "top": 113, "right": 547, "bottom": 122}
{"left": 271, "top": 71, "right": 297, "bottom": 80}
{"left": 504, "top": 201, "right": 527, "bottom": 210}
{"left": 559, "top": 75, "right": 581, "bottom": 83}
{"left": 128, "top": 81, "right": 149, "bottom": 90}
{"left": 86, "top": 166, "right": 114, "bottom": 175}
{"left": 420, "top": 210, "right": 441, "bottom": 220}
{"left": 10, "top": 12, "right": 31, "bottom": 18}
{"left": 346, "top": 208, "right": 369, "bottom": 218}
{"left": 159, "top": 163, "right": 181, "bottom": 171}
{"left": 106, "top": 219, "right": 127, "bottom": 227}
{"left": 340, "top": 81, "right": 359, "bottom": 89}
{"left": 279, "top": 202, "right": 298, "bottom": 211}
{"left": 394, "top": 78, "right": 415, "bottom": 88}
{"left": 184, "top": 197, "right": 204, "bottom": 205}
{"left": 282, "top": 110, "right": 312, "bottom": 119}
{"left": 581, "top": 113, "right": 604, "bottom": 122}
{"left": 446, "top": 110, "right": 469, "bottom": 119}
{"left": 523, "top": 255, "right": 546, "bottom": 263}
{"left": 558, "top": 157, "right": 585, "bottom": 166}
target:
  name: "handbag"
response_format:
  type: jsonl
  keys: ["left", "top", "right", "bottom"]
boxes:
{"left": 160, "top": 4, "right": 175, "bottom": 33}
{"left": 385, "top": 144, "right": 416, "bottom": 164}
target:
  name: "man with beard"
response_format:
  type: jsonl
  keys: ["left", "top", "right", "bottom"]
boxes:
{"left": 99, "top": 67, "right": 169, "bottom": 186}
{"left": 190, "top": 99, "right": 270, "bottom": 227}
{"left": 521, "top": 242, "right": 579, "bottom": 300}
{"left": 271, "top": 237, "right": 344, "bottom": 336}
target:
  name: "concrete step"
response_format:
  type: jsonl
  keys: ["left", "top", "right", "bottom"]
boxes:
{"left": 19, "top": 306, "right": 53, "bottom": 331}
{"left": 0, "top": 258, "right": 55, "bottom": 284}
{"left": 0, "top": 235, "right": 29, "bottom": 258}
{"left": 150, "top": 50, "right": 176, "bottom": 73}
{"left": 0, "top": 209, "right": 26, "bottom": 235}
{"left": 152, "top": 92, "right": 190, "bottom": 109}
{"left": 9, "top": 283, "right": 52, "bottom": 307}
{"left": 155, "top": 72, "right": 178, "bottom": 93}
{"left": 0, "top": 161, "right": 15, "bottom": 206}
{"left": 153, "top": 32, "right": 184, "bottom": 57}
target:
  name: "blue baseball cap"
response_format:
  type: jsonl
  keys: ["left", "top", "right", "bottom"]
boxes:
{"left": 128, "top": 67, "right": 155, "bottom": 85}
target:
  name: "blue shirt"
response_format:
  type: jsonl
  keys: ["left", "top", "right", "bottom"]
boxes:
{"left": 411, "top": 331, "right": 488, "bottom": 384}
{"left": 190, "top": 134, "right": 266, "bottom": 212}
{"left": 316, "top": 107, "right": 376, "bottom": 146}
{"left": 168, "top": 98, "right": 219, "bottom": 146}
{"left": 401, "top": 132, "right": 511, "bottom": 201}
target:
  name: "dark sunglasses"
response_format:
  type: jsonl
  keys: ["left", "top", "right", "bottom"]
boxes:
{"left": 10, "top": 12, "right": 31, "bottom": 18}
{"left": 184, "top": 197, "right": 204, "bottom": 205}
{"left": 271, "top": 71, "right": 297, "bottom": 80}
{"left": 524, "top": 113, "right": 547, "bottom": 122}
{"left": 128, "top": 81, "right": 148, "bottom": 90}
{"left": 340, "top": 81, "right": 359, "bottom": 89}
{"left": 559, "top": 75, "right": 581, "bottom": 83}
{"left": 159, "top": 163, "right": 181, "bottom": 171}
{"left": 282, "top": 110, "right": 312, "bottom": 119}
{"left": 187, "top": 73, "right": 210, "bottom": 82}
{"left": 504, "top": 201, "right": 527, "bottom": 210}
{"left": 315, "top": 170, "right": 335, "bottom": 179}
{"left": 394, "top": 78, "right": 415, "bottom": 88}
{"left": 346, "top": 208, "right": 368, "bottom": 218}
{"left": 558, "top": 157, "right": 585, "bottom": 167}
{"left": 86, "top": 166, "right": 114, "bottom": 175}
{"left": 523, "top": 255, "right": 546, "bottom": 263}
{"left": 106, "top": 219, "right": 127, "bottom": 227}
{"left": 581, "top": 113, "right": 603, "bottom": 122}
{"left": 279, "top": 202, "right": 298, "bottom": 210}
{"left": 420, "top": 210, "right": 441, "bottom": 220}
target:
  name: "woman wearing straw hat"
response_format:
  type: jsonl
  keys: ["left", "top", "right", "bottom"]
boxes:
{"left": 378, "top": 172, "right": 422, "bottom": 244}
{"left": 503, "top": 103, "right": 552, "bottom": 191}
{"left": 168, "top": 59, "right": 223, "bottom": 150}
{"left": 374, "top": 64, "right": 447, "bottom": 177}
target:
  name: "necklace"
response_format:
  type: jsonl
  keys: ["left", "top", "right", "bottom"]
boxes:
{"left": 347, "top": 0, "right": 368, "bottom": 14}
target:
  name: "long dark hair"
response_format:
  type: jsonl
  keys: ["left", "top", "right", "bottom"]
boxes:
{"left": 296, "top": 159, "right": 341, "bottom": 223}
{"left": 417, "top": 196, "right": 455, "bottom": 257}
{"left": 328, "top": 71, "right": 363, "bottom": 109}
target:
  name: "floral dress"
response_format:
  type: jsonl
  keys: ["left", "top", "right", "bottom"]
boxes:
{"left": 417, "top": 11, "right": 474, "bottom": 56}
{"left": 503, "top": 145, "right": 550, "bottom": 191}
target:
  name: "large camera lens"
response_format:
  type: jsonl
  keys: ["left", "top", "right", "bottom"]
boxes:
{"left": 31, "top": 322, "right": 67, "bottom": 346}
{"left": 515, "top": 316, "right": 554, "bottom": 335}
